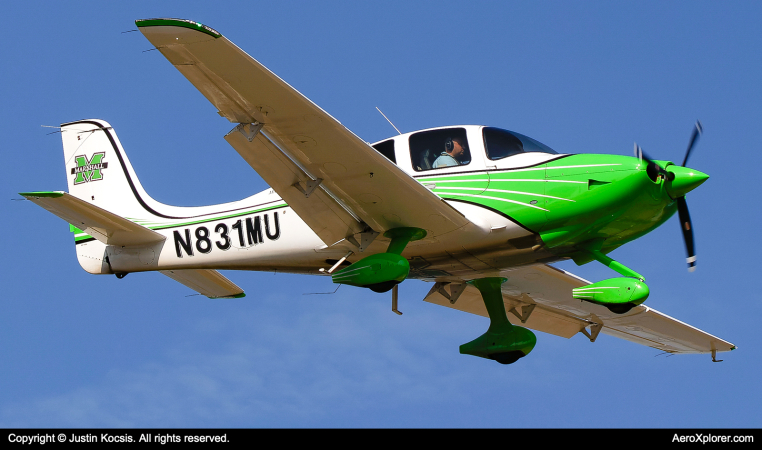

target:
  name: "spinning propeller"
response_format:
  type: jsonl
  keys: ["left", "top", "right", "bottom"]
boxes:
{"left": 635, "top": 121, "right": 706, "bottom": 272}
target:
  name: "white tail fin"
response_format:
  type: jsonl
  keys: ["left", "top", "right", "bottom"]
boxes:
{"left": 61, "top": 119, "right": 161, "bottom": 220}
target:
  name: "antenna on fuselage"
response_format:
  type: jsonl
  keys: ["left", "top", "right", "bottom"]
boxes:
{"left": 375, "top": 107, "right": 402, "bottom": 135}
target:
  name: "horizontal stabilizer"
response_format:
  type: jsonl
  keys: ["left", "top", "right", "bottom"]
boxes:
{"left": 20, "top": 191, "right": 164, "bottom": 246}
{"left": 160, "top": 269, "right": 245, "bottom": 299}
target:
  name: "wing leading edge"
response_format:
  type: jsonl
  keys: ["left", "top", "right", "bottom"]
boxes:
{"left": 136, "top": 18, "right": 469, "bottom": 248}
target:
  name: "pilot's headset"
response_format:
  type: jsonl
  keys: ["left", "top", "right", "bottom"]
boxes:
{"left": 445, "top": 137, "right": 465, "bottom": 153}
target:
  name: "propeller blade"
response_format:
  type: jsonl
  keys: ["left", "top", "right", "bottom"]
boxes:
{"left": 681, "top": 121, "right": 703, "bottom": 167}
{"left": 676, "top": 196, "right": 696, "bottom": 271}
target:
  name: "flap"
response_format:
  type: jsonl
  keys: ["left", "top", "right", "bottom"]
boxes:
{"left": 160, "top": 269, "right": 245, "bottom": 299}
{"left": 20, "top": 191, "right": 165, "bottom": 246}
{"left": 136, "top": 19, "right": 469, "bottom": 245}
{"left": 224, "top": 128, "right": 363, "bottom": 247}
{"left": 424, "top": 283, "right": 589, "bottom": 339}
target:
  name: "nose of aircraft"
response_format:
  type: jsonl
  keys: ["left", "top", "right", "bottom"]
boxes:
{"left": 665, "top": 165, "right": 709, "bottom": 199}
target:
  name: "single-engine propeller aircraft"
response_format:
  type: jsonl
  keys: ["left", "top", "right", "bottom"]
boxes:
{"left": 22, "top": 18, "right": 735, "bottom": 364}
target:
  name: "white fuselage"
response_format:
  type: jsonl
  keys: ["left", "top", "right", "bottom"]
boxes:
{"left": 75, "top": 188, "right": 554, "bottom": 282}
{"left": 68, "top": 121, "right": 560, "bottom": 281}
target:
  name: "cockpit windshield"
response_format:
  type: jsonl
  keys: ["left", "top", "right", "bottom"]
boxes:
{"left": 483, "top": 127, "right": 557, "bottom": 160}
{"left": 409, "top": 128, "right": 471, "bottom": 172}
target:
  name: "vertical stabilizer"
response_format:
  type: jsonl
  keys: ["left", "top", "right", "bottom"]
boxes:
{"left": 61, "top": 119, "right": 158, "bottom": 220}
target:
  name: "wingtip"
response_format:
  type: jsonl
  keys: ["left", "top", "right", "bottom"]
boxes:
{"left": 134, "top": 18, "right": 221, "bottom": 38}
{"left": 209, "top": 292, "right": 246, "bottom": 299}
{"left": 18, "top": 191, "right": 65, "bottom": 198}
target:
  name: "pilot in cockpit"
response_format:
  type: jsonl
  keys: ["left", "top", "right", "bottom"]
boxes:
{"left": 432, "top": 137, "right": 467, "bottom": 168}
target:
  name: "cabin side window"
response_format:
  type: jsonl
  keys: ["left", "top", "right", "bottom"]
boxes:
{"left": 372, "top": 139, "right": 396, "bottom": 164}
{"left": 483, "top": 127, "right": 557, "bottom": 160}
{"left": 409, "top": 128, "right": 471, "bottom": 172}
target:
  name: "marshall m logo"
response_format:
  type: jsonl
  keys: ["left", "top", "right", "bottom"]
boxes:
{"left": 71, "top": 152, "right": 108, "bottom": 184}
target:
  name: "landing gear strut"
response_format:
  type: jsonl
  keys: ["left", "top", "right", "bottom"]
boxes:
{"left": 459, "top": 278, "right": 537, "bottom": 365}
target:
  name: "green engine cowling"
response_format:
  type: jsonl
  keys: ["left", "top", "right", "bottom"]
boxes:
{"left": 572, "top": 277, "right": 650, "bottom": 314}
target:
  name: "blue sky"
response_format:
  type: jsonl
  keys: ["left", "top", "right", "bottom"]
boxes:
{"left": 3, "top": 1, "right": 761, "bottom": 427}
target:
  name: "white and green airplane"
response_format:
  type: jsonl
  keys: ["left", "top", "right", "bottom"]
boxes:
{"left": 22, "top": 18, "right": 734, "bottom": 365}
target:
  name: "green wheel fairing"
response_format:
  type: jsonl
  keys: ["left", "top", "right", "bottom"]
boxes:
{"left": 331, "top": 253, "right": 410, "bottom": 289}
{"left": 331, "top": 227, "right": 426, "bottom": 290}
{"left": 573, "top": 277, "right": 650, "bottom": 306}
{"left": 459, "top": 277, "right": 537, "bottom": 364}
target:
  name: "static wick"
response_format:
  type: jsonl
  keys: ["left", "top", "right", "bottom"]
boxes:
{"left": 303, "top": 284, "right": 343, "bottom": 295}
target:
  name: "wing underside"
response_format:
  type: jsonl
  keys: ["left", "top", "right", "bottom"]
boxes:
{"left": 137, "top": 19, "right": 469, "bottom": 248}
{"left": 424, "top": 264, "right": 735, "bottom": 354}
{"left": 161, "top": 269, "right": 245, "bottom": 299}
